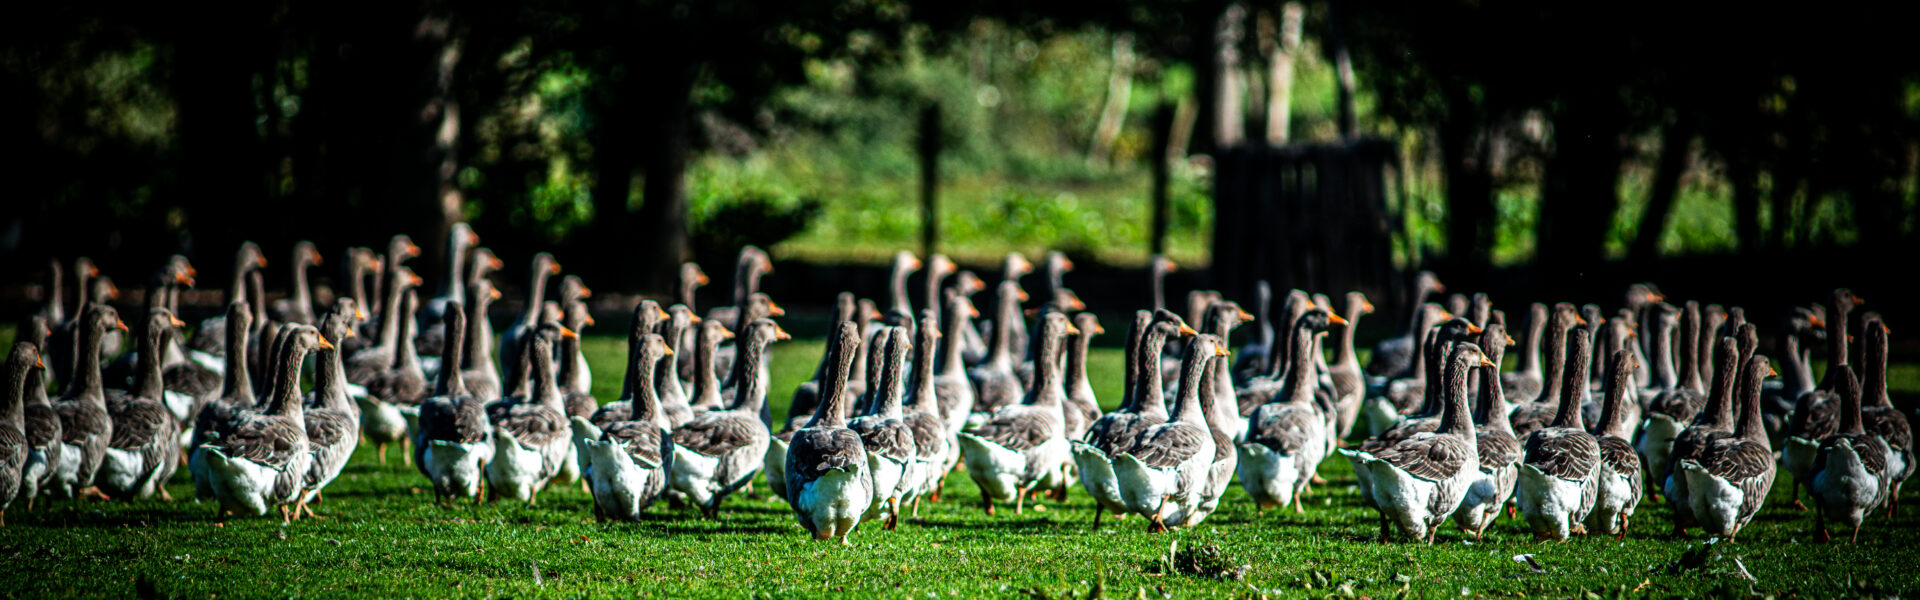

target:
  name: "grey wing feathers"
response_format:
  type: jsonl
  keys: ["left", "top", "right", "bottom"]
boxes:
{"left": 671, "top": 412, "right": 761, "bottom": 458}
{"left": 1129, "top": 423, "right": 1208, "bottom": 469}
{"left": 304, "top": 408, "right": 357, "bottom": 450}
{"left": 1475, "top": 430, "right": 1522, "bottom": 471}
{"left": 1091, "top": 412, "right": 1163, "bottom": 457}
{"left": 25, "top": 404, "right": 61, "bottom": 448}
{"left": 849, "top": 417, "right": 915, "bottom": 461}
{"left": 108, "top": 400, "right": 175, "bottom": 451}
{"left": 1377, "top": 433, "right": 1473, "bottom": 481}
{"left": 213, "top": 415, "right": 305, "bottom": 468}
{"left": 603, "top": 422, "right": 666, "bottom": 466}
{"left": 589, "top": 402, "right": 633, "bottom": 429}
{"left": 1247, "top": 404, "right": 1319, "bottom": 455}
{"left": 1787, "top": 391, "right": 1840, "bottom": 440}
{"left": 421, "top": 396, "right": 490, "bottom": 445}
{"left": 973, "top": 408, "right": 1053, "bottom": 451}
{"left": 903, "top": 411, "right": 945, "bottom": 460}
{"left": 366, "top": 370, "right": 428, "bottom": 407}
{"left": 497, "top": 405, "right": 568, "bottom": 450}
{"left": 788, "top": 427, "right": 865, "bottom": 480}
{"left": 1648, "top": 389, "right": 1704, "bottom": 422}
{"left": 1523, "top": 428, "right": 1600, "bottom": 480}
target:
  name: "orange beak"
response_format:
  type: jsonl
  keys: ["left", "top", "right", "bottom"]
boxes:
{"left": 656, "top": 307, "right": 670, "bottom": 321}
{"left": 35, "top": 357, "right": 45, "bottom": 369}
{"left": 559, "top": 326, "right": 578, "bottom": 339}
{"left": 661, "top": 346, "right": 674, "bottom": 357}
{"left": 468, "top": 231, "right": 481, "bottom": 245}
{"left": 1810, "top": 315, "right": 1826, "bottom": 328}
{"left": 1330, "top": 314, "right": 1349, "bottom": 326}
{"left": 1062, "top": 257, "right": 1076, "bottom": 271}
{"left": 1016, "top": 289, "right": 1030, "bottom": 302}
{"left": 1768, "top": 365, "right": 1779, "bottom": 377}
{"left": 169, "top": 315, "right": 186, "bottom": 328}
{"left": 407, "top": 243, "right": 422, "bottom": 257}
{"left": 768, "top": 301, "right": 786, "bottom": 317}
{"left": 1064, "top": 323, "right": 1081, "bottom": 336}
{"left": 1070, "top": 297, "right": 1087, "bottom": 311}
{"left": 1479, "top": 357, "right": 1496, "bottom": 367}
{"left": 1852, "top": 294, "right": 1866, "bottom": 305}
{"left": 490, "top": 256, "right": 504, "bottom": 270}
{"left": 580, "top": 286, "right": 593, "bottom": 299}
{"left": 719, "top": 326, "right": 736, "bottom": 340}
{"left": 175, "top": 272, "right": 196, "bottom": 287}
{"left": 549, "top": 261, "right": 563, "bottom": 274}
{"left": 311, "top": 252, "right": 324, "bottom": 266}
{"left": 410, "top": 273, "right": 424, "bottom": 286}
{"left": 316, "top": 336, "right": 334, "bottom": 350}
{"left": 115, "top": 318, "right": 129, "bottom": 332}
{"left": 1575, "top": 316, "right": 1588, "bottom": 326}
{"left": 696, "top": 272, "right": 710, "bottom": 286}
{"left": 1093, "top": 324, "right": 1106, "bottom": 334}
{"left": 690, "top": 314, "right": 703, "bottom": 323}
{"left": 1164, "top": 260, "right": 1178, "bottom": 273}
{"left": 355, "top": 307, "right": 367, "bottom": 321}
{"left": 1238, "top": 309, "right": 1255, "bottom": 322}
{"left": 1177, "top": 324, "right": 1198, "bottom": 338}
{"left": 1433, "top": 282, "right": 1447, "bottom": 293}
{"left": 88, "top": 265, "right": 100, "bottom": 277}
{"left": 256, "top": 255, "right": 269, "bottom": 268}
{"left": 968, "top": 304, "right": 980, "bottom": 318}
{"left": 909, "top": 257, "right": 924, "bottom": 271}
{"left": 1362, "top": 300, "right": 1375, "bottom": 313}
{"left": 343, "top": 329, "right": 357, "bottom": 339}
{"left": 489, "top": 289, "right": 501, "bottom": 301}
{"left": 585, "top": 314, "right": 596, "bottom": 326}
{"left": 1467, "top": 323, "right": 1484, "bottom": 334}
{"left": 774, "top": 326, "right": 792, "bottom": 341}
{"left": 1505, "top": 334, "right": 1515, "bottom": 346}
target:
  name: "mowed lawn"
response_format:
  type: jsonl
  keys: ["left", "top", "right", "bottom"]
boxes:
{"left": 2, "top": 329, "right": 1918, "bottom": 599}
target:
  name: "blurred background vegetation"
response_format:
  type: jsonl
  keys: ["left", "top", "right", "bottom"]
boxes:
{"left": 3, "top": 1, "right": 1917, "bottom": 300}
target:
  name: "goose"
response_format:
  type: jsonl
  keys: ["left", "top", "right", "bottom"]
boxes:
{"left": 1232, "top": 281, "right": 1274, "bottom": 382}
{"left": 1623, "top": 284, "right": 1664, "bottom": 390}
{"left": 1, "top": 340, "right": 45, "bottom": 523}
{"left": 17, "top": 318, "right": 62, "bottom": 509}
{"left": 46, "top": 258, "right": 103, "bottom": 388}
{"left": 1061, "top": 313, "right": 1105, "bottom": 441}
{"left": 964, "top": 253, "right": 1032, "bottom": 367}
{"left": 849, "top": 327, "right": 917, "bottom": 528}
{"left": 51, "top": 304, "right": 127, "bottom": 499}
{"left": 416, "top": 223, "right": 479, "bottom": 356}
{"left": 1361, "top": 303, "right": 1446, "bottom": 435}
{"left": 1328, "top": 292, "right": 1374, "bottom": 441}
{"left": 1660, "top": 336, "right": 1740, "bottom": 534}
{"left": 36, "top": 259, "right": 66, "bottom": 326}
{"left": 1515, "top": 327, "right": 1601, "bottom": 541}
{"left": 1856, "top": 318, "right": 1911, "bottom": 516}
{"left": 1073, "top": 310, "right": 1190, "bottom": 526}
{"left": 187, "top": 302, "right": 259, "bottom": 501}
{"left": 1578, "top": 305, "right": 1605, "bottom": 393}
{"left": 1114, "top": 334, "right": 1229, "bottom": 531}
{"left": 1508, "top": 303, "right": 1586, "bottom": 438}
{"left": 557, "top": 300, "right": 599, "bottom": 423}
{"left": 932, "top": 289, "right": 979, "bottom": 438}
{"left": 1350, "top": 342, "right": 1491, "bottom": 543}
{"left": 786, "top": 294, "right": 857, "bottom": 428}
{"left": 701, "top": 246, "right": 773, "bottom": 347}
{"left": 575, "top": 333, "right": 676, "bottom": 521}
{"left": 1366, "top": 270, "right": 1444, "bottom": 379}
{"left": 495, "top": 253, "right": 561, "bottom": 389}
{"left": 1361, "top": 319, "right": 1485, "bottom": 446}
{"left": 346, "top": 266, "right": 423, "bottom": 385}
{"left": 672, "top": 262, "right": 709, "bottom": 382}
{"left": 338, "top": 248, "right": 384, "bottom": 357}
{"left": 414, "top": 301, "right": 493, "bottom": 502}
{"left": 1238, "top": 290, "right": 1311, "bottom": 417}
{"left": 654, "top": 305, "right": 697, "bottom": 425}
{"left": 458, "top": 279, "right": 504, "bottom": 401}
{"left": 949, "top": 270, "right": 992, "bottom": 367}
{"left": 1246, "top": 309, "right": 1341, "bottom": 513}
{"left": 97, "top": 307, "right": 186, "bottom": 501}
{"left": 1582, "top": 311, "right": 1639, "bottom": 428}
{"left": 1452, "top": 323, "right": 1520, "bottom": 539}
{"left": 202, "top": 325, "right": 325, "bottom": 523}
{"left": 1807, "top": 363, "right": 1889, "bottom": 543}
{"left": 900, "top": 310, "right": 952, "bottom": 511}
{"left": 918, "top": 254, "right": 957, "bottom": 327}
{"left": 783, "top": 320, "right": 871, "bottom": 544}
{"left": 1002, "top": 251, "right": 1073, "bottom": 363}
{"left": 1633, "top": 302, "right": 1689, "bottom": 482}
{"left": 957, "top": 312, "right": 1078, "bottom": 515}
{"left": 269, "top": 241, "right": 323, "bottom": 327}
{"left": 715, "top": 293, "right": 785, "bottom": 394}
{"left": 297, "top": 303, "right": 360, "bottom": 516}
{"left": 553, "top": 276, "right": 594, "bottom": 389}
{"left": 1762, "top": 310, "right": 1824, "bottom": 447}
{"left": 1678, "top": 354, "right": 1778, "bottom": 540}
{"left": 1184, "top": 315, "right": 1249, "bottom": 526}
{"left": 485, "top": 324, "right": 574, "bottom": 503}
{"left": 1783, "top": 289, "right": 1865, "bottom": 508}
{"left": 361, "top": 289, "right": 427, "bottom": 465}
{"left": 884, "top": 250, "right": 923, "bottom": 317}
{"left": 966, "top": 282, "right": 1029, "bottom": 423}
{"left": 670, "top": 319, "right": 784, "bottom": 518}
{"left": 1501, "top": 303, "right": 1550, "bottom": 400}
{"left": 588, "top": 301, "right": 671, "bottom": 429}
{"left": 1586, "top": 349, "right": 1643, "bottom": 538}
{"left": 184, "top": 244, "right": 266, "bottom": 360}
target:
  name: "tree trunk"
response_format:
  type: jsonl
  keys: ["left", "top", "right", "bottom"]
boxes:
{"left": 419, "top": 9, "right": 463, "bottom": 285}
{"left": 587, "top": 54, "right": 644, "bottom": 286}
{"left": 1438, "top": 94, "right": 1492, "bottom": 277}
{"left": 1628, "top": 115, "right": 1692, "bottom": 263}
{"left": 1213, "top": 3, "right": 1247, "bottom": 149}
{"left": 1263, "top": 2, "right": 1304, "bottom": 145}
{"left": 1088, "top": 33, "right": 1134, "bottom": 167}
{"left": 634, "top": 63, "right": 698, "bottom": 294}
{"left": 1728, "top": 155, "right": 1762, "bottom": 253}
{"left": 1326, "top": 0, "right": 1357, "bottom": 139}
{"left": 1537, "top": 95, "right": 1626, "bottom": 273}
{"left": 173, "top": 14, "right": 272, "bottom": 262}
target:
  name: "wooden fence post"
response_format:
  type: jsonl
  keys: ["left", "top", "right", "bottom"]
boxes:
{"left": 1150, "top": 103, "right": 1175, "bottom": 256}
{"left": 918, "top": 104, "right": 941, "bottom": 258}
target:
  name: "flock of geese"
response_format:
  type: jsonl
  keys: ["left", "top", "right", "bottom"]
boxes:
{"left": 0, "top": 228, "right": 1909, "bottom": 548}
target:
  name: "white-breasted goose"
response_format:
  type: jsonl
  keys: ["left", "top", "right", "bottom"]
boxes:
{"left": 1678, "top": 354, "right": 1778, "bottom": 540}
{"left": 783, "top": 320, "right": 871, "bottom": 544}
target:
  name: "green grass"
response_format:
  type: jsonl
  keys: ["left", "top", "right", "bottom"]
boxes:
{"left": 2, "top": 333, "right": 1917, "bottom": 598}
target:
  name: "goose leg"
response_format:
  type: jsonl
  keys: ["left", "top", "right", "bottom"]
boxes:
{"left": 475, "top": 460, "right": 487, "bottom": 506}
{"left": 159, "top": 487, "right": 174, "bottom": 502}
{"left": 1615, "top": 517, "right": 1628, "bottom": 541}
{"left": 981, "top": 491, "right": 994, "bottom": 516}
{"left": 1016, "top": 490, "right": 1025, "bottom": 515}
{"left": 402, "top": 438, "right": 413, "bottom": 467}
{"left": 1093, "top": 504, "right": 1103, "bottom": 529}
{"left": 279, "top": 505, "right": 292, "bottom": 526}
{"left": 377, "top": 443, "right": 388, "bottom": 465}
{"left": 1851, "top": 524, "right": 1861, "bottom": 544}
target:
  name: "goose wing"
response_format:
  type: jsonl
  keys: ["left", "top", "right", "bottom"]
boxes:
{"left": 1377, "top": 432, "right": 1473, "bottom": 481}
